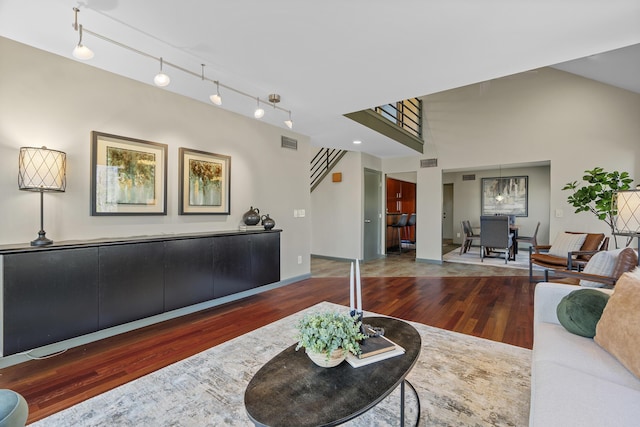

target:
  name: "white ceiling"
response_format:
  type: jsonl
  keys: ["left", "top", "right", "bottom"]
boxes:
{"left": 1, "top": 0, "right": 639, "bottom": 158}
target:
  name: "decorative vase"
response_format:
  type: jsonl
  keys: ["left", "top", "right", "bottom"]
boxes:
{"left": 242, "top": 206, "right": 260, "bottom": 225}
{"left": 305, "top": 348, "right": 346, "bottom": 368}
{"left": 261, "top": 214, "right": 276, "bottom": 230}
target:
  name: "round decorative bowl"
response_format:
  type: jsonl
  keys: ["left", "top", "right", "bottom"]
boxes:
{"left": 306, "top": 348, "right": 346, "bottom": 368}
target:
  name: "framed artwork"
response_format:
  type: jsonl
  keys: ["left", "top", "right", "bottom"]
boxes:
{"left": 91, "top": 131, "right": 167, "bottom": 215}
{"left": 481, "top": 176, "right": 528, "bottom": 217}
{"left": 178, "top": 147, "right": 231, "bottom": 215}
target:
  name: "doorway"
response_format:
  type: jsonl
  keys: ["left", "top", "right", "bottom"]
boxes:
{"left": 442, "top": 183, "right": 454, "bottom": 247}
{"left": 385, "top": 172, "right": 417, "bottom": 254}
{"left": 363, "top": 168, "right": 382, "bottom": 261}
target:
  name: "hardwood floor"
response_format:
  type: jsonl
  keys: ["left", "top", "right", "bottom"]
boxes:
{"left": 0, "top": 275, "right": 536, "bottom": 424}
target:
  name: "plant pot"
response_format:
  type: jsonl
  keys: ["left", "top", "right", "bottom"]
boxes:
{"left": 305, "top": 348, "right": 346, "bottom": 368}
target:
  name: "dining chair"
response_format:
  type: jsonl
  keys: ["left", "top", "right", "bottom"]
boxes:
{"left": 480, "top": 215, "right": 514, "bottom": 264}
{"left": 460, "top": 220, "right": 481, "bottom": 255}
{"left": 516, "top": 221, "right": 540, "bottom": 250}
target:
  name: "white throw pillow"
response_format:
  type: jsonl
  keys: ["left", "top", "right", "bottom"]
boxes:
{"left": 548, "top": 232, "right": 587, "bottom": 258}
{"left": 627, "top": 265, "right": 640, "bottom": 280}
{"left": 579, "top": 250, "right": 618, "bottom": 288}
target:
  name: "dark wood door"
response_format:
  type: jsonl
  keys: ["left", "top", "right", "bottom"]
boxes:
{"left": 3, "top": 248, "right": 99, "bottom": 355}
{"left": 98, "top": 242, "right": 165, "bottom": 329}
{"left": 250, "top": 233, "right": 280, "bottom": 287}
{"left": 212, "top": 235, "right": 252, "bottom": 298}
{"left": 164, "top": 238, "right": 214, "bottom": 311}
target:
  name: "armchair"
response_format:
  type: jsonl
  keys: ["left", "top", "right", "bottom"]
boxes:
{"left": 529, "top": 232, "right": 608, "bottom": 281}
{"left": 545, "top": 247, "right": 638, "bottom": 288}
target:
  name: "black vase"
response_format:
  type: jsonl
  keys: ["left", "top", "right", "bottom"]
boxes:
{"left": 261, "top": 214, "right": 275, "bottom": 230}
{"left": 243, "top": 206, "right": 260, "bottom": 225}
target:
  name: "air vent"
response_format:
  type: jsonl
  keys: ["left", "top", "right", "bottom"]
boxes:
{"left": 281, "top": 136, "right": 298, "bottom": 150}
{"left": 462, "top": 174, "right": 476, "bottom": 181}
{"left": 420, "top": 158, "right": 438, "bottom": 168}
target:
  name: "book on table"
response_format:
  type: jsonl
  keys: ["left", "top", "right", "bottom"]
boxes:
{"left": 346, "top": 333, "right": 405, "bottom": 368}
{"left": 358, "top": 334, "right": 396, "bottom": 358}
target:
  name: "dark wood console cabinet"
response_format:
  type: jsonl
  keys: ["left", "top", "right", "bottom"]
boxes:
{"left": 0, "top": 230, "right": 280, "bottom": 357}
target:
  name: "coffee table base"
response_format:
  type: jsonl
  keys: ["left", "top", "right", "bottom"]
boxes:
{"left": 401, "top": 380, "right": 421, "bottom": 427}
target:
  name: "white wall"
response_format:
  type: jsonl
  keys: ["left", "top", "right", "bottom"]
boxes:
{"left": 311, "top": 151, "right": 362, "bottom": 259}
{"left": 383, "top": 67, "right": 640, "bottom": 262}
{"left": 310, "top": 151, "right": 384, "bottom": 260}
{"left": 443, "top": 165, "right": 551, "bottom": 246}
{"left": 0, "top": 37, "right": 311, "bottom": 280}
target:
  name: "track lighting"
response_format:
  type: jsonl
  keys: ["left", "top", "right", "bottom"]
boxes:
{"left": 254, "top": 97, "right": 265, "bottom": 119}
{"left": 210, "top": 81, "right": 222, "bottom": 106}
{"left": 154, "top": 57, "right": 170, "bottom": 87}
{"left": 284, "top": 111, "right": 293, "bottom": 129}
{"left": 72, "top": 8, "right": 94, "bottom": 60}
{"left": 70, "top": 7, "right": 293, "bottom": 126}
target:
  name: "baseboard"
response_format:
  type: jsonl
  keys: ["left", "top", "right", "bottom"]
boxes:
{"left": 416, "top": 257, "right": 443, "bottom": 265}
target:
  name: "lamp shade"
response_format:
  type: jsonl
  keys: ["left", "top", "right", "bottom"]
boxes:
{"left": 615, "top": 190, "right": 640, "bottom": 233}
{"left": 18, "top": 147, "right": 67, "bottom": 192}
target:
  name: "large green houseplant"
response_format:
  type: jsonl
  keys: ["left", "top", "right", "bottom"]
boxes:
{"left": 562, "top": 167, "right": 633, "bottom": 247}
{"left": 295, "top": 311, "right": 366, "bottom": 367}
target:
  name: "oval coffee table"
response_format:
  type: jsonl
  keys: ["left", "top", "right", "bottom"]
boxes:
{"left": 244, "top": 316, "right": 421, "bottom": 427}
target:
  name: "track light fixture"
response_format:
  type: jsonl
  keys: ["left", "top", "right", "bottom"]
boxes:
{"left": 254, "top": 97, "right": 265, "bottom": 119}
{"left": 210, "top": 81, "right": 223, "bottom": 106}
{"left": 69, "top": 7, "right": 293, "bottom": 126}
{"left": 154, "top": 57, "right": 171, "bottom": 87}
{"left": 202, "top": 64, "right": 222, "bottom": 105}
{"left": 72, "top": 8, "right": 94, "bottom": 60}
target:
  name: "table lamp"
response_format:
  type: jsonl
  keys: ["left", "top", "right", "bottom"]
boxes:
{"left": 18, "top": 146, "right": 67, "bottom": 246}
{"left": 614, "top": 188, "right": 640, "bottom": 263}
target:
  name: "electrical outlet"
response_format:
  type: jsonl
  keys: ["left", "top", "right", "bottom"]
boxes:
{"left": 456, "top": 233, "right": 460, "bottom": 238}
{"left": 555, "top": 209, "right": 563, "bottom": 218}
{"left": 297, "top": 255, "right": 302, "bottom": 264}
{"left": 298, "top": 209, "right": 305, "bottom": 217}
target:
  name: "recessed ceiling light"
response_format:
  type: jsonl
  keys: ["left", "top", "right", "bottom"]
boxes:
{"left": 353, "top": 140, "right": 362, "bottom": 145}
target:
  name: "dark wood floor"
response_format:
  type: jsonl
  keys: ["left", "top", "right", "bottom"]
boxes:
{"left": 0, "top": 276, "right": 536, "bottom": 424}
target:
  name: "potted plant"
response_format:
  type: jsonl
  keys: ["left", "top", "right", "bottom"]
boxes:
{"left": 295, "top": 311, "right": 366, "bottom": 367}
{"left": 562, "top": 167, "right": 633, "bottom": 248}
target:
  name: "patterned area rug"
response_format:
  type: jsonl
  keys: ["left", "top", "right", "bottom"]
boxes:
{"left": 443, "top": 246, "right": 543, "bottom": 271}
{"left": 31, "top": 302, "right": 531, "bottom": 427}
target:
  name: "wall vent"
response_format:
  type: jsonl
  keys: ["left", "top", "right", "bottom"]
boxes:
{"left": 462, "top": 174, "right": 476, "bottom": 181}
{"left": 281, "top": 136, "right": 298, "bottom": 150}
{"left": 420, "top": 158, "right": 438, "bottom": 168}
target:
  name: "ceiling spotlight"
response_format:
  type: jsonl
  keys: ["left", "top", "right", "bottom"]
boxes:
{"left": 201, "top": 64, "right": 222, "bottom": 105}
{"left": 72, "top": 8, "right": 93, "bottom": 60}
{"left": 254, "top": 97, "right": 265, "bottom": 119}
{"left": 353, "top": 140, "right": 362, "bottom": 145}
{"left": 154, "top": 57, "right": 170, "bottom": 87}
{"left": 210, "top": 81, "right": 222, "bottom": 106}
{"left": 284, "top": 111, "right": 293, "bottom": 129}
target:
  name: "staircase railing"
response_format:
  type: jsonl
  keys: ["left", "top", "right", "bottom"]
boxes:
{"left": 310, "top": 148, "right": 347, "bottom": 192}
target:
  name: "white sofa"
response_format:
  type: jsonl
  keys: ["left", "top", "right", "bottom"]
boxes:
{"left": 530, "top": 282, "right": 640, "bottom": 426}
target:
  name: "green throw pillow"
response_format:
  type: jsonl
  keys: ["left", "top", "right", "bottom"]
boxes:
{"left": 557, "top": 289, "right": 610, "bottom": 338}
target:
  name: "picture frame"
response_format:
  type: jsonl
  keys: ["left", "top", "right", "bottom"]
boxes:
{"left": 481, "top": 176, "right": 528, "bottom": 217}
{"left": 178, "top": 147, "right": 231, "bottom": 215}
{"left": 91, "top": 131, "right": 168, "bottom": 216}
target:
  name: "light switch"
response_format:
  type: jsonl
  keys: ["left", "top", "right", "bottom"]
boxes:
{"left": 293, "top": 209, "right": 298, "bottom": 218}
{"left": 555, "top": 209, "right": 563, "bottom": 218}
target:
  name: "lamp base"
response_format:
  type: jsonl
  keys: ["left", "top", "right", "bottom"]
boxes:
{"left": 31, "top": 230, "right": 53, "bottom": 246}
